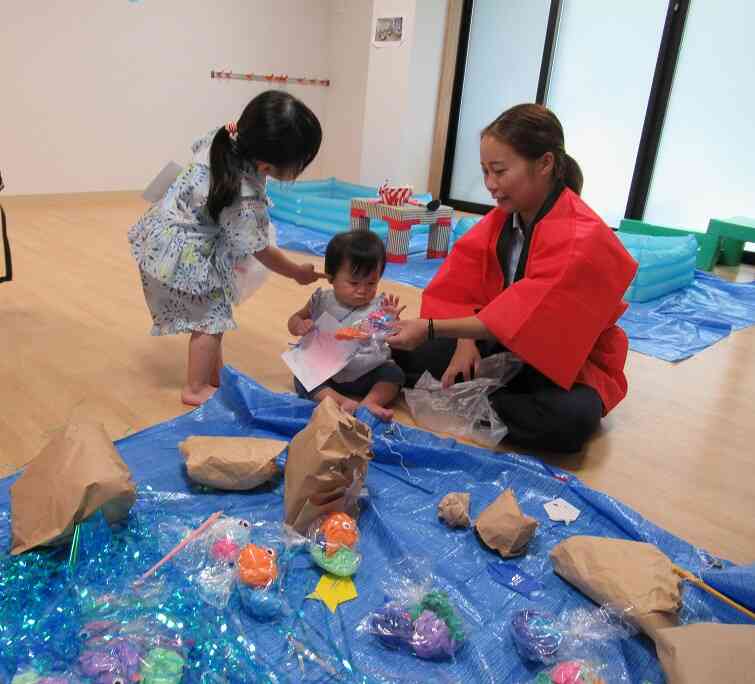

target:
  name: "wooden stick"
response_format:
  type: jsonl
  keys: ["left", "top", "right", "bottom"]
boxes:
{"left": 135, "top": 511, "right": 223, "bottom": 584}
{"left": 673, "top": 566, "right": 755, "bottom": 621}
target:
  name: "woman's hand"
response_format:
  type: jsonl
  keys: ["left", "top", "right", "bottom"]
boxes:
{"left": 387, "top": 319, "right": 428, "bottom": 350}
{"left": 441, "top": 339, "right": 481, "bottom": 388}
{"left": 294, "top": 263, "right": 326, "bottom": 285}
{"left": 382, "top": 293, "right": 407, "bottom": 319}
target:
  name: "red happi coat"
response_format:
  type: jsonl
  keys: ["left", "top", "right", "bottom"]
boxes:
{"left": 421, "top": 189, "right": 638, "bottom": 414}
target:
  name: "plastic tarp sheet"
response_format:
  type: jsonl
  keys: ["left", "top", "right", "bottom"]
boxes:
{"left": 2, "top": 367, "right": 752, "bottom": 683}
{"left": 618, "top": 270, "right": 755, "bottom": 361}
{"left": 274, "top": 219, "right": 755, "bottom": 362}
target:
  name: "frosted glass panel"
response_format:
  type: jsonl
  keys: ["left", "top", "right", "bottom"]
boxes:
{"left": 546, "top": 0, "right": 666, "bottom": 226}
{"left": 645, "top": 0, "right": 755, "bottom": 250}
{"left": 449, "top": 0, "right": 550, "bottom": 204}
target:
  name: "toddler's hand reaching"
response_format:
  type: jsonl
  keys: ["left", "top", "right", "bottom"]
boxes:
{"left": 382, "top": 293, "right": 407, "bottom": 319}
{"left": 295, "top": 263, "right": 326, "bottom": 285}
{"left": 291, "top": 318, "right": 314, "bottom": 336}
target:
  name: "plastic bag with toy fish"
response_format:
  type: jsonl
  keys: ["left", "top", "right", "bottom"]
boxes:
{"left": 357, "top": 574, "right": 471, "bottom": 661}
{"left": 330, "top": 299, "right": 398, "bottom": 381}
{"left": 156, "top": 515, "right": 253, "bottom": 609}
{"left": 235, "top": 522, "right": 298, "bottom": 621}
{"left": 307, "top": 512, "right": 361, "bottom": 577}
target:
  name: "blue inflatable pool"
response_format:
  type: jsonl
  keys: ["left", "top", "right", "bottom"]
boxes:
{"left": 267, "top": 177, "right": 433, "bottom": 238}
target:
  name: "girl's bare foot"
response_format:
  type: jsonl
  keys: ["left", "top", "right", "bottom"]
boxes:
{"left": 359, "top": 400, "right": 394, "bottom": 422}
{"left": 181, "top": 384, "right": 217, "bottom": 406}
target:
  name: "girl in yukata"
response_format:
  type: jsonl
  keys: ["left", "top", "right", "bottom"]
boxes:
{"left": 129, "top": 90, "right": 324, "bottom": 405}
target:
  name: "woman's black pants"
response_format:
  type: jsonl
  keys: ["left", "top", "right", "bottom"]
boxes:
{"left": 392, "top": 339, "right": 603, "bottom": 453}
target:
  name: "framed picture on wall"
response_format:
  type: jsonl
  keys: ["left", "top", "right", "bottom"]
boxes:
{"left": 373, "top": 16, "right": 404, "bottom": 47}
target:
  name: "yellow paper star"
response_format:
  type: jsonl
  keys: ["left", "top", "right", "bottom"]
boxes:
{"left": 306, "top": 574, "right": 358, "bottom": 613}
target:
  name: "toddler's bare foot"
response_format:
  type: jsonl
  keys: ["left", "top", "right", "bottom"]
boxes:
{"left": 339, "top": 398, "right": 360, "bottom": 414}
{"left": 181, "top": 384, "right": 217, "bottom": 406}
{"left": 359, "top": 400, "right": 394, "bottom": 422}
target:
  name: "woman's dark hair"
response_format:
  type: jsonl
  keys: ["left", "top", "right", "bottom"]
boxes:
{"left": 482, "top": 103, "right": 583, "bottom": 194}
{"left": 207, "top": 90, "right": 322, "bottom": 221}
{"left": 324, "top": 231, "right": 386, "bottom": 279}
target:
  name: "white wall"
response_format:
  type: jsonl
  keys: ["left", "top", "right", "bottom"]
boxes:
{"left": 1, "top": 0, "right": 330, "bottom": 195}
{"left": 320, "top": 0, "right": 373, "bottom": 182}
{"left": 398, "top": 0, "right": 448, "bottom": 191}
{"left": 359, "top": 0, "right": 418, "bottom": 188}
{"left": 357, "top": 0, "right": 448, "bottom": 192}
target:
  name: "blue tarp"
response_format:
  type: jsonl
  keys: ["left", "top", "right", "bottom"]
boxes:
{"left": 274, "top": 219, "right": 755, "bottom": 362}
{"left": 2, "top": 367, "right": 752, "bottom": 683}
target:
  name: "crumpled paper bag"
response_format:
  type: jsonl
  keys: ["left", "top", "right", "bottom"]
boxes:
{"left": 654, "top": 623, "right": 755, "bottom": 683}
{"left": 438, "top": 492, "right": 471, "bottom": 528}
{"left": 475, "top": 489, "right": 537, "bottom": 557}
{"left": 284, "top": 397, "right": 373, "bottom": 534}
{"left": 550, "top": 535, "right": 682, "bottom": 636}
{"left": 11, "top": 422, "right": 136, "bottom": 555}
{"left": 179, "top": 435, "right": 285, "bottom": 490}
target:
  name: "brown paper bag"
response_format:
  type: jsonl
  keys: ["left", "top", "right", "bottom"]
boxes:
{"left": 438, "top": 492, "right": 471, "bottom": 528}
{"left": 179, "top": 435, "right": 285, "bottom": 490}
{"left": 284, "top": 397, "right": 373, "bottom": 533}
{"left": 11, "top": 422, "right": 137, "bottom": 555}
{"left": 550, "top": 535, "right": 682, "bottom": 635}
{"left": 654, "top": 623, "right": 755, "bottom": 683}
{"left": 476, "top": 489, "right": 538, "bottom": 557}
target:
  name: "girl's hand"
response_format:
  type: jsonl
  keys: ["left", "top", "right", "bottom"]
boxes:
{"left": 295, "top": 263, "right": 326, "bottom": 285}
{"left": 290, "top": 318, "right": 314, "bottom": 336}
{"left": 441, "top": 339, "right": 480, "bottom": 388}
{"left": 387, "top": 319, "right": 428, "bottom": 350}
{"left": 382, "top": 294, "right": 407, "bottom": 319}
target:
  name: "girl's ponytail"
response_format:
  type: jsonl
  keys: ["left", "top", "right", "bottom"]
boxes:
{"left": 207, "top": 127, "right": 240, "bottom": 222}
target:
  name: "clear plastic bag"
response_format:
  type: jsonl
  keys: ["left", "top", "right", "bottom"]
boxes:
{"left": 307, "top": 512, "right": 362, "bottom": 577}
{"left": 529, "top": 659, "right": 607, "bottom": 684}
{"left": 232, "top": 223, "right": 277, "bottom": 305}
{"left": 403, "top": 352, "right": 522, "bottom": 448}
{"left": 510, "top": 605, "right": 637, "bottom": 665}
{"left": 156, "top": 515, "right": 253, "bottom": 609}
{"left": 235, "top": 521, "right": 296, "bottom": 622}
{"left": 10, "top": 670, "right": 86, "bottom": 684}
{"left": 358, "top": 578, "right": 467, "bottom": 661}
{"left": 331, "top": 299, "right": 397, "bottom": 381}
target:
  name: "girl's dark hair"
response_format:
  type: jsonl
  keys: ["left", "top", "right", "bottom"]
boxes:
{"left": 482, "top": 103, "right": 583, "bottom": 194}
{"left": 324, "top": 231, "right": 386, "bottom": 279}
{"left": 207, "top": 90, "right": 322, "bottom": 221}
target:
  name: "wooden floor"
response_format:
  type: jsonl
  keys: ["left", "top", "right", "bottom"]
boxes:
{"left": 1, "top": 193, "right": 754, "bottom": 563}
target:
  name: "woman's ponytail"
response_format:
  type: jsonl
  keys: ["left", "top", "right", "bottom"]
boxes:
{"left": 207, "top": 127, "right": 240, "bottom": 222}
{"left": 562, "top": 153, "right": 583, "bottom": 195}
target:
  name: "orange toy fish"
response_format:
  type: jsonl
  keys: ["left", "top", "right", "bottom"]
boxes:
{"left": 319, "top": 512, "right": 358, "bottom": 556}
{"left": 335, "top": 326, "right": 369, "bottom": 341}
{"left": 238, "top": 544, "right": 278, "bottom": 588}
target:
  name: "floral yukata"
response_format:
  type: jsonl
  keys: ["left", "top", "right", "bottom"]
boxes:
{"left": 128, "top": 129, "right": 270, "bottom": 335}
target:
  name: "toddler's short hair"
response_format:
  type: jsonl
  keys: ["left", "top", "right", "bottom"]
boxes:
{"left": 324, "top": 231, "right": 386, "bottom": 279}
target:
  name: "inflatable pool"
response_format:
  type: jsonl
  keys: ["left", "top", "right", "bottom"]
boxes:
{"left": 267, "top": 177, "right": 433, "bottom": 238}
{"left": 618, "top": 232, "right": 698, "bottom": 302}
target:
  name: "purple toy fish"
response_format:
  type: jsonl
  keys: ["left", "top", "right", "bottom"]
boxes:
{"left": 370, "top": 603, "right": 415, "bottom": 649}
{"left": 78, "top": 639, "right": 140, "bottom": 684}
{"left": 410, "top": 610, "right": 457, "bottom": 660}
